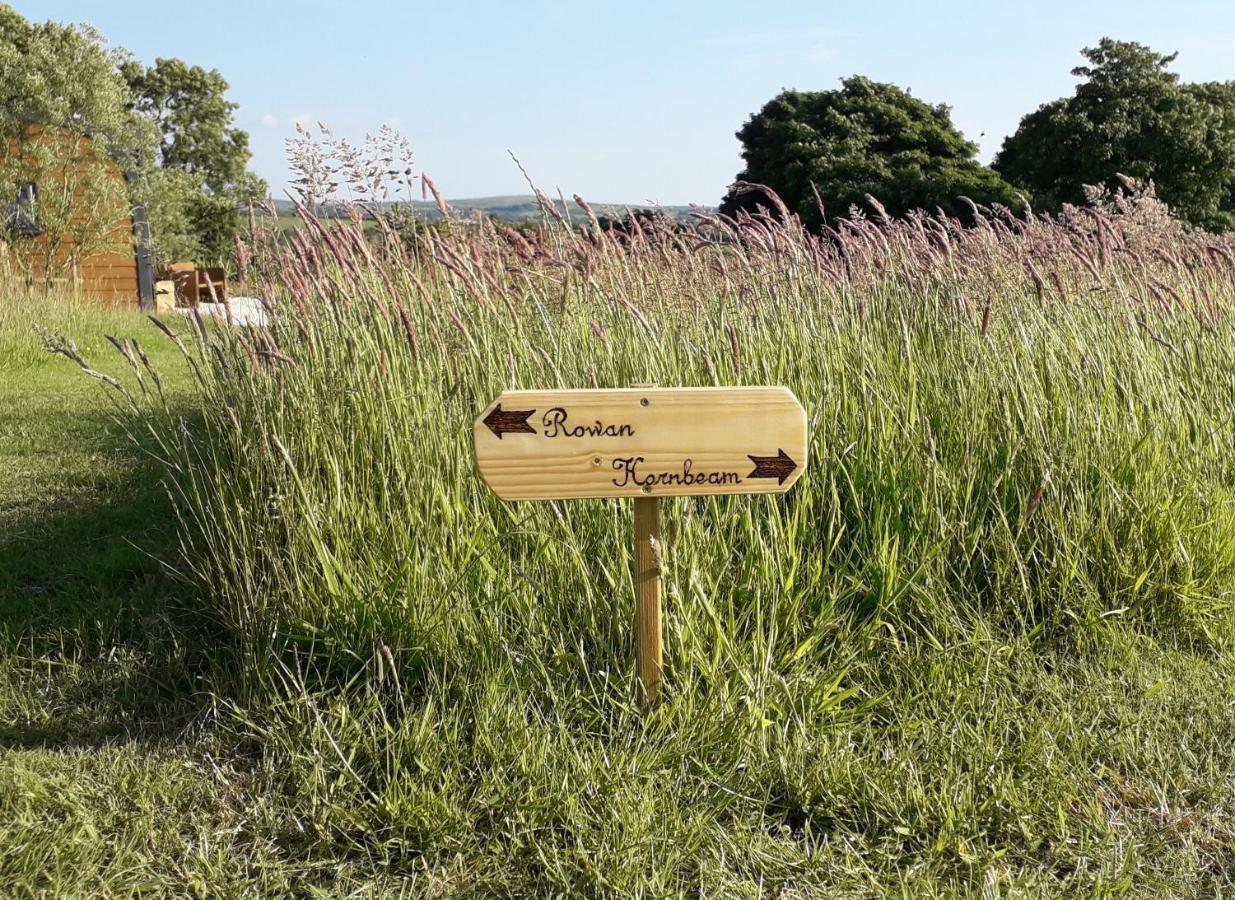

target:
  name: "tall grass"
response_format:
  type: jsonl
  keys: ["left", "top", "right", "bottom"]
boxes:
{"left": 98, "top": 184, "right": 1235, "bottom": 892}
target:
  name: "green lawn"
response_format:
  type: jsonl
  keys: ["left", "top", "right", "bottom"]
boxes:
{"left": 0, "top": 303, "right": 281, "bottom": 896}
{"left": 0, "top": 302, "right": 462, "bottom": 895}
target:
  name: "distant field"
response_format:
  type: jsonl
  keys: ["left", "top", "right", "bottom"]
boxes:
{"left": 264, "top": 194, "right": 706, "bottom": 226}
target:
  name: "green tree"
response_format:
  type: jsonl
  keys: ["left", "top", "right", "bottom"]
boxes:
{"left": 0, "top": 6, "right": 151, "bottom": 165}
{"left": 140, "top": 167, "right": 209, "bottom": 264}
{"left": 0, "top": 6, "right": 155, "bottom": 284}
{"left": 1184, "top": 79, "right": 1235, "bottom": 226}
{"left": 995, "top": 39, "right": 1235, "bottom": 231}
{"left": 720, "top": 77, "right": 1020, "bottom": 228}
{"left": 0, "top": 5, "right": 265, "bottom": 269}
{"left": 122, "top": 56, "right": 266, "bottom": 261}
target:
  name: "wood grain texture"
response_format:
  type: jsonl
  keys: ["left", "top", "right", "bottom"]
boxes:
{"left": 3, "top": 127, "right": 140, "bottom": 306}
{"left": 474, "top": 387, "right": 808, "bottom": 501}
{"left": 633, "top": 496, "right": 662, "bottom": 706}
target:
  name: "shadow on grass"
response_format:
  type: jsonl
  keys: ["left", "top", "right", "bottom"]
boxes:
{"left": 0, "top": 413, "right": 223, "bottom": 751}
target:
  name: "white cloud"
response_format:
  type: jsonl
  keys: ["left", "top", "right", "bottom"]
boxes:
{"left": 260, "top": 113, "right": 281, "bottom": 127}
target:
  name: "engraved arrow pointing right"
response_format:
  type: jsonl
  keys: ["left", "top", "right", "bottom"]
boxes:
{"left": 747, "top": 448, "right": 797, "bottom": 485}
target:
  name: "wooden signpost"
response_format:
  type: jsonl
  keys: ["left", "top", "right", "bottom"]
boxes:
{"left": 474, "top": 386, "right": 808, "bottom": 705}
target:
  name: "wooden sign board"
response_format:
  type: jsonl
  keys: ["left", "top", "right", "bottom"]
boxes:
{"left": 474, "top": 387, "right": 808, "bottom": 501}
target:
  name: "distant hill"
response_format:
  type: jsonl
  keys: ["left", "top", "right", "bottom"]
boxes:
{"left": 268, "top": 196, "right": 709, "bottom": 224}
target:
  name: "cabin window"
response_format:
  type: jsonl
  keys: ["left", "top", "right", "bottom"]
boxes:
{"left": 5, "top": 182, "right": 40, "bottom": 237}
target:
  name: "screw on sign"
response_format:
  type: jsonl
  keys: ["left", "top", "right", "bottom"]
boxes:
{"left": 474, "top": 386, "right": 808, "bottom": 706}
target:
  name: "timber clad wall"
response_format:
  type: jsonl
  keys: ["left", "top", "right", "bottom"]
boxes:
{"left": 2, "top": 129, "right": 141, "bottom": 306}
{"left": 14, "top": 239, "right": 140, "bottom": 305}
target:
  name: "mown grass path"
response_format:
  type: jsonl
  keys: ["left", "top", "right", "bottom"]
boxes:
{"left": 0, "top": 307, "right": 291, "bottom": 896}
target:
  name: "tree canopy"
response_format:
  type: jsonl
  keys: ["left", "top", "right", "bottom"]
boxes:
{"left": 0, "top": 7, "right": 153, "bottom": 164}
{"left": 720, "top": 77, "right": 1020, "bottom": 228}
{"left": 995, "top": 39, "right": 1235, "bottom": 230}
{"left": 0, "top": 4, "right": 263, "bottom": 265}
{"left": 122, "top": 57, "right": 265, "bottom": 261}
{"left": 0, "top": 8, "right": 155, "bottom": 281}
{"left": 123, "top": 58, "right": 252, "bottom": 190}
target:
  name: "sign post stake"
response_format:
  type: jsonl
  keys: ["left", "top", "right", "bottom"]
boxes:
{"left": 630, "top": 382, "right": 663, "bottom": 707}
{"left": 633, "top": 494, "right": 662, "bottom": 707}
{"left": 473, "top": 383, "right": 808, "bottom": 711}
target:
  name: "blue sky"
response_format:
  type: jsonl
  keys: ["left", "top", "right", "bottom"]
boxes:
{"left": 20, "top": 1, "right": 1235, "bottom": 205}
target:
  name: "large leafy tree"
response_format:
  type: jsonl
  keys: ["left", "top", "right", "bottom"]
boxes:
{"left": 720, "top": 77, "right": 1020, "bottom": 228}
{"left": 1183, "top": 79, "right": 1235, "bottom": 227}
{"left": 0, "top": 7, "right": 149, "bottom": 162}
{"left": 122, "top": 57, "right": 266, "bottom": 261}
{"left": 0, "top": 5, "right": 265, "bottom": 267}
{"left": 995, "top": 39, "right": 1235, "bottom": 231}
{"left": 0, "top": 7, "right": 156, "bottom": 283}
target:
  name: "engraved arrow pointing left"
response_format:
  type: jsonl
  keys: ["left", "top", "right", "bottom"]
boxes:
{"left": 483, "top": 404, "right": 537, "bottom": 439}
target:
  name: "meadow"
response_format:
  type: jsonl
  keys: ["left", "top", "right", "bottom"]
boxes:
{"left": 7, "top": 184, "right": 1235, "bottom": 895}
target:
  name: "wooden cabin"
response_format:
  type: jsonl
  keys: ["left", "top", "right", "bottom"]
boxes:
{"left": 1, "top": 127, "right": 153, "bottom": 308}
